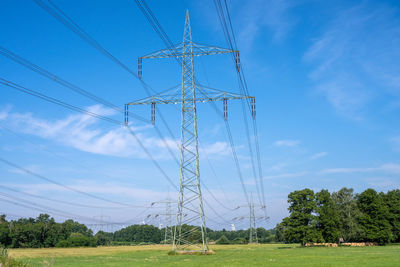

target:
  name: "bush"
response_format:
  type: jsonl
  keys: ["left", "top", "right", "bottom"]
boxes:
{"left": 231, "top": 238, "right": 247, "bottom": 244}
{"left": 216, "top": 235, "right": 230, "bottom": 244}
{"left": 55, "top": 233, "right": 96, "bottom": 248}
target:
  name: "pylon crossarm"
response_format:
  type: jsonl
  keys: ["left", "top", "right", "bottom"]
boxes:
{"left": 126, "top": 88, "right": 253, "bottom": 106}
{"left": 140, "top": 42, "right": 236, "bottom": 59}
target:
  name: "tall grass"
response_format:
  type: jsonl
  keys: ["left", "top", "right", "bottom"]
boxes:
{"left": 0, "top": 248, "right": 30, "bottom": 267}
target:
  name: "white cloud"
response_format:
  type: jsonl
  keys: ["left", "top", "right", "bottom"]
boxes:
{"left": 263, "top": 171, "right": 308, "bottom": 180}
{"left": 5, "top": 182, "right": 169, "bottom": 203}
{"left": 268, "top": 163, "right": 286, "bottom": 172}
{"left": 310, "top": 152, "right": 327, "bottom": 160}
{"left": 261, "top": 162, "right": 400, "bottom": 180}
{"left": 273, "top": 139, "right": 300, "bottom": 147}
{"left": 200, "top": 141, "right": 230, "bottom": 157}
{"left": 1, "top": 105, "right": 230, "bottom": 159}
{"left": 237, "top": 0, "right": 296, "bottom": 51}
{"left": 367, "top": 177, "right": 400, "bottom": 190}
{"left": 304, "top": 3, "right": 400, "bottom": 118}
{"left": 0, "top": 105, "right": 11, "bottom": 120}
{"left": 319, "top": 163, "right": 400, "bottom": 175}
{"left": 4, "top": 105, "right": 163, "bottom": 158}
{"left": 8, "top": 164, "right": 41, "bottom": 175}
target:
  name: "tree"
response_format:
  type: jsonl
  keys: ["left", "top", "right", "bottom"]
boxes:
{"left": 95, "top": 231, "right": 113, "bottom": 246}
{"left": 332, "top": 188, "right": 363, "bottom": 242}
{"left": 315, "top": 189, "right": 340, "bottom": 243}
{"left": 357, "top": 189, "right": 392, "bottom": 244}
{"left": 0, "top": 215, "right": 10, "bottom": 247}
{"left": 382, "top": 190, "right": 400, "bottom": 242}
{"left": 281, "top": 189, "right": 323, "bottom": 244}
{"left": 275, "top": 223, "right": 286, "bottom": 243}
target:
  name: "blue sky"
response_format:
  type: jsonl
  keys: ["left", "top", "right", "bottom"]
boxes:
{"left": 0, "top": 0, "right": 399, "bottom": 230}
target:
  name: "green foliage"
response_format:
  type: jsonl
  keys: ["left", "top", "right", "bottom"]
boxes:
{"left": 357, "top": 189, "right": 392, "bottom": 244}
{"left": 332, "top": 187, "right": 363, "bottom": 242}
{"left": 215, "top": 235, "right": 230, "bottom": 244}
{"left": 0, "top": 214, "right": 95, "bottom": 249}
{"left": 281, "top": 189, "right": 322, "bottom": 245}
{"left": 315, "top": 189, "right": 340, "bottom": 243}
{"left": 278, "top": 187, "right": 399, "bottom": 245}
{"left": 382, "top": 190, "right": 400, "bottom": 242}
{"left": 95, "top": 231, "right": 113, "bottom": 246}
{"left": 56, "top": 233, "right": 96, "bottom": 248}
{"left": 113, "top": 224, "right": 162, "bottom": 244}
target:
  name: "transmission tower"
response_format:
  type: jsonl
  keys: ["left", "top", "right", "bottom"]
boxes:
{"left": 125, "top": 10, "right": 255, "bottom": 253}
{"left": 233, "top": 193, "right": 268, "bottom": 244}
{"left": 151, "top": 197, "right": 176, "bottom": 245}
{"left": 93, "top": 213, "right": 111, "bottom": 232}
{"left": 249, "top": 194, "right": 257, "bottom": 243}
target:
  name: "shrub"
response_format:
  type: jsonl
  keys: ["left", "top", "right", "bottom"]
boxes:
{"left": 216, "top": 235, "right": 230, "bottom": 244}
{"left": 55, "top": 233, "right": 96, "bottom": 248}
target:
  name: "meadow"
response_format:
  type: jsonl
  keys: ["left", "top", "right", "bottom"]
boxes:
{"left": 8, "top": 243, "right": 400, "bottom": 266}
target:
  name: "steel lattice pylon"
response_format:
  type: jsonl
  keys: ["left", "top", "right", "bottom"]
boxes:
{"left": 249, "top": 194, "right": 258, "bottom": 244}
{"left": 233, "top": 193, "right": 268, "bottom": 244}
{"left": 125, "top": 10, "right": 254, "bottom": 253}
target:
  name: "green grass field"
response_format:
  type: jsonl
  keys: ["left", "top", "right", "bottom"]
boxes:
{"left": 9, "top": 244, "right": 400, "bottom": 266}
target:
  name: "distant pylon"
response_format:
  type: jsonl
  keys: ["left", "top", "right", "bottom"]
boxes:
{"left": 249, "top": 194, "right": 257, "bottom": 243}
{"left": 151, "top": 195, "right": 175, "bottom": 245}
{"left": 233, "top": 193, "right": 268, "bottom": 244}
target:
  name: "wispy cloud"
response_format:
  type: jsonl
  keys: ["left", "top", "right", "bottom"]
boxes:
{"left": 5, "top": 182, "right": 168, "bottom": 202}
{"left": 261, "top": 162, "right": 400, "bottom": 180}
{"left": 200, "top": 141, "right": 230, "bottom": 157}
{"left": 273, "top": 139, "right": 300, "bottom": 147}
{"left": 263, "top": 171, "right": 308, "bottom": 180}
{"left": 1, "top": 105, "right": 229, "bottom": 159}
{"left": 319, "top": 163, "right": 400, "bottom": 175}
{"left": 304, "top": 2, "right": 400, "bottom": 119}
{"left": 268, "top": 163, "right": 287, "bottom": 172}
{"left": 237, "top": 0, "right": 296, "bottom": 50}
{"left": 310, "top": 152, "right": 327, "bottom": 160}
{"left": 367, "top": 177, "right": 400, "bottom": 190}
{"left": 0, "top": 105, "right": 11, "bottom": 120}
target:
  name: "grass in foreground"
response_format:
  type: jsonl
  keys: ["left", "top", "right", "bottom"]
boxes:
{"left": 9, "top": 244, "right": 400, "bottom": 267}
{"left": 1, "top": 248, "right": 30, "bottom": 267}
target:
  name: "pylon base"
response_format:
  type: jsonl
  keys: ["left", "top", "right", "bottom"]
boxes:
{"left": 168, "top": 250, "right": 215, "bottom": 255}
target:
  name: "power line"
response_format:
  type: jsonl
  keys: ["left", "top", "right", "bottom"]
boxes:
{"left": 33, "top": 0, "right": 153, "bottom": 92}
{"left": 0, "top": 78, "right": 121, "bottom": 125}
{"left": 0, "top": 47, "right": 185, "bottom": 167}
{"left": 213, "top": 0, "right": 267, "bottom": 211}
{"left": 0, "top": 193, "right": 117, "bottom": 224}
{"left": 0, "top": 184, "right": 147, "bottom": 210}
{"left": 31, "top": 0, "right": 183, "bottom": 172}
{"left": 0, "top": 77, "right": 178, "bottom": 191}
{"left": 0, "top": 156, "right": 138, "bottom": 208}
{"left": 27, "top": 0, "right": 254, "bottom": 227}
{"left": 222, "top": 0, "right": 267, "bottom": 212}
{"left": 132, "top": 0, "right": 251, "bottom": 207}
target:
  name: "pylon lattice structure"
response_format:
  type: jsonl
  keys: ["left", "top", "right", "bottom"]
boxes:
{"left": 125, "top": 10, "right": 255, "bottom": 253}
{"left": 151, "top": 198, "right": 176, "bottom": 244}
{"left": 233, "top": 194, "right": 268, "bottom": 244}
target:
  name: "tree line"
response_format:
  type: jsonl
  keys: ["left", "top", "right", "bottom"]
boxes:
{"left": 275, "top": 188, "right": 400, "bottom": 245}
{"left": 1, "top": 187, "right": 397, "bottom": 248}
{"left": 0, "top": 213, "right": 275, "bottom": 248}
